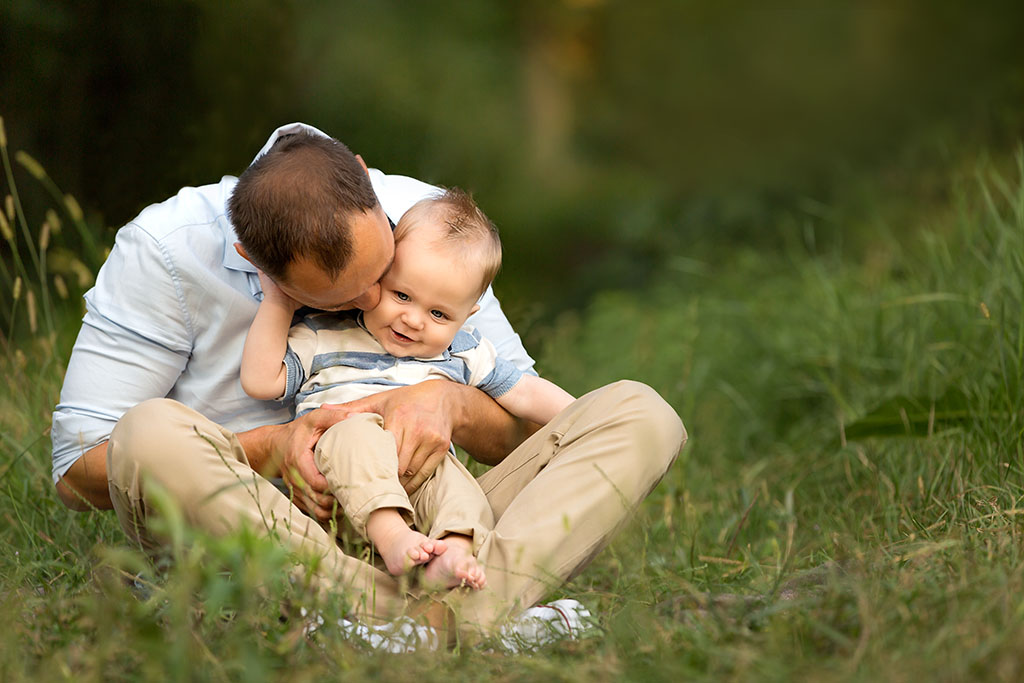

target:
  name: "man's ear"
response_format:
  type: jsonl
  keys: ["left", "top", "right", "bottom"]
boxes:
{"left": 355, "top": 154, "right": 370, "bottom": 175}
{"left": 233, "top": 242, "right": 253, "bottom": 264}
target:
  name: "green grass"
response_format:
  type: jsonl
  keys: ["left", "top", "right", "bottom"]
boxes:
{"left": 3, "top": 118, "right": 1024, "bottom": 680}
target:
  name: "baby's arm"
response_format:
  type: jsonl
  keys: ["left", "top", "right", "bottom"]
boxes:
{"left": 495, "top": 375, "right": 575, "bottom": 426}
{"left": 240, "top": 271, "right": 300, "bottom": 400}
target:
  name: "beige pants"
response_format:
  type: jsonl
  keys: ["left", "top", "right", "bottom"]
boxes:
{"left": 315, "top": 413, "right": 493, "bottom": 552}
{"left": 107, "top": 380, "right": 686, "bottom": 635}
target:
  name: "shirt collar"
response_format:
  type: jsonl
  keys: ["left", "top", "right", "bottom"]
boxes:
{"left": 221, "top": 122, "right": 391, "bottom": 276}
{"left": 219, "top": 213, "right": 253, "bottom": 274}
{"left": 221, "top": 123, "right": 333, "bottom": 275}
{"left": 250, "top": 122, "right": 334, "bottom": 164}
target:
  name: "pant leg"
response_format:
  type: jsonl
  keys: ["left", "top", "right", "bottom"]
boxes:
{"left": 450, "top": 380, "right": 686, "bottom": 636}
{"left": 410, "top": 452, "right": 495, "bottom": 554}
{"left": 314, "top": 413, "right": 414, "bottom": 539}
{"left": 106, "top": 398, "right": 409, "bottom": 621}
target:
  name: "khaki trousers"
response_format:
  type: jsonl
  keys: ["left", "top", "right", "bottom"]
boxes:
{"left": 107, "top": 380, "right": 686, "bottom": 635}
{"left": 315, "top": 413, "right": 494, "bottom": 552}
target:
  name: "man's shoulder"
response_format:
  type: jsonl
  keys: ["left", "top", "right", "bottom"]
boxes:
{"left": 129, "top": 177, "right": 237, "bottom": 242}
{"left": 367, "top": 169, "right": 441, "bottom": 222}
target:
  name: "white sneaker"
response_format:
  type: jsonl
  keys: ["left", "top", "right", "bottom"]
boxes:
{"left": 301, "top": 610, "right": 440, "bottom": 653}
{"left": 498, "top": 599, "right": 597, "bottom": 652}
{"left": 302, "top": 598, "right": 596, "bottom": 654}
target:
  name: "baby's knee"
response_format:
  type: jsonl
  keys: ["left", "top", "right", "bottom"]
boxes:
{"left": 320, "top": 413, "right": 389, "bottom": 446}
{"left": 315, "top": 413, "right": 393, "bottom": 466}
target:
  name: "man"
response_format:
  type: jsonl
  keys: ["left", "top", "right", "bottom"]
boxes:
{"left": 52, "top": 122, "right": 686, "bottom": 642}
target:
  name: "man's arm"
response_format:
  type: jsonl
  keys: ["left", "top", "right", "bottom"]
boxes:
{"left": 329, "top": 379, "right": 539, "bottom": 492}
{"left": 448, "top": 382, "right": 540, "bottom": 465}
{"left": 56, "top": 442, "right": 113, "bottom": 510}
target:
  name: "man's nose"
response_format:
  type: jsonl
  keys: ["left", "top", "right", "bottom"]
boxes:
{"left": 351, "top": 284, "right": 381, "bottom": 311}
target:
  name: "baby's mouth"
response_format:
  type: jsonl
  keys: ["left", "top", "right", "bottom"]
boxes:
{"left": 391, "top": 328, "right": 414, "bottom": 343}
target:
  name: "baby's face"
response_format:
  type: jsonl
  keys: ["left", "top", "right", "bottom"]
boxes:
{"left": 363, "top": 229, "right": 482, "bottom": 358}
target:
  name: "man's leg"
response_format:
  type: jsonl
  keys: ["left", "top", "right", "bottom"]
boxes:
{"left": 106, "top": 398, "right": 409, "bottom": 621}
{"left": 451, "top": 380, "right": 686, "bottom": 637}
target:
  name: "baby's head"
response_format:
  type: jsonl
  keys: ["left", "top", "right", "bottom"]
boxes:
{"left": 363, "top": 188, "right": 501, "bottom": 358}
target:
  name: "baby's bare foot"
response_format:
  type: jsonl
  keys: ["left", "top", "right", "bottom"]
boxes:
{"left": 380, "top": 526, "right": 449, "bottom": 576}
{"left": 367, "top": 512, "right": 448, "bottom": 576}
{"left": 423, "top": 535, "right": 486, "bottom": 590}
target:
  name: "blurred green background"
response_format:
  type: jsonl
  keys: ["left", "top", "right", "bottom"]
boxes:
{"left": 2, "top": 0, "right": 1022, "bottom": 316}
{"left": 4, "top": 5, "right": 1024, "bottom": 676}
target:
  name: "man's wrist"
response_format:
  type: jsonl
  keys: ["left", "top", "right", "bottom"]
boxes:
{"left": 437, "top": 380, "right": 473, "bottom": 436}
{"left": 236, "top": 422, "right": 285, "bottom": 477}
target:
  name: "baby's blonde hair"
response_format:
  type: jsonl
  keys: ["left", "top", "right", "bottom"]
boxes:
{"left": 395, "top": 188, "right": 502, "bottom": 296}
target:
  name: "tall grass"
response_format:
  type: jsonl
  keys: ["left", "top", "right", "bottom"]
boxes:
{"left": 2, "top": 115, "right": 1024, "bottom": 680}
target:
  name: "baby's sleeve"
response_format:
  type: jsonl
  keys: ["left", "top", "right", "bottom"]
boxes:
{"left": 281, "top": 318, "right": 318, "bottom": 403}
{"left": 455, "top": 328, "right": 525, "bottom": 399}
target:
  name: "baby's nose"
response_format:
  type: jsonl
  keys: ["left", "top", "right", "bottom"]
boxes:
{"left": 403, "top": 310, "right": 425, "bottom": 329}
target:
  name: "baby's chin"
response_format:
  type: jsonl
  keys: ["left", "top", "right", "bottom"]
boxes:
{"left": 401, "top": 342, "right": 448, "bottom": 358}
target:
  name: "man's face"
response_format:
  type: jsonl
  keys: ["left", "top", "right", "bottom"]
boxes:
{"left": 363, "top": 224, "right": 482, "bottom": 358}
{"left": 275, "top": 206, "right": 395, "bottom": 311}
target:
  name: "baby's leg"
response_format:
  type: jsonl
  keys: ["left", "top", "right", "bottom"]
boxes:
{"left": 411, "top": 453, "right": 494, "bottom": 590}
{"left": 316, "top": 413, "right": 445, "bottom": 576}
{"left": 366, "top": 508, "right": 448, "bottom": 576}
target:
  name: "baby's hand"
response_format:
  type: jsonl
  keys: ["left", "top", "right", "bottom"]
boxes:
{"left": 257, "top": 270, "right": 300, "bottom": 310}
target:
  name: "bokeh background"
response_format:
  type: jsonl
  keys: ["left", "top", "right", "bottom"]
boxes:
{"left": 4, "top": 4, "right": 1024, "bottom": 676}
{"left": 2, "top": 0, "right": 1023, "bottom": 319}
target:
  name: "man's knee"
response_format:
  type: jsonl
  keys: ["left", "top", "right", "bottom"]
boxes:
{"left": 604, "top": 379, "right": 687, "bottom": 470}
{"left": 111, "top": 399, "right": 168, "bottom": 468}
{"left": 109, "top": 398, "right": 228, "bottom": 494}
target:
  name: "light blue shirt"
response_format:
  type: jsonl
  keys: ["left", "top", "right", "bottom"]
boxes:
{"left": 51, "top": 123, "right": 535, "bottom": 483}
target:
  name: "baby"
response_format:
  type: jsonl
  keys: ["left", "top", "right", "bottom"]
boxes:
{"left": 240, "top": 188, "right": 574, "bottom": 590}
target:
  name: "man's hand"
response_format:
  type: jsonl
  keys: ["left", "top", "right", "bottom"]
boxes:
{"left": 326, "top": 380, "right": 460, "bottom": 493}
{"left": 258, "top": 408, "right": 350, "bottom": 522}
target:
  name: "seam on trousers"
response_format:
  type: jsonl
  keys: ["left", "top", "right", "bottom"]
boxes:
{"left": 479, "top": 429, "right": 565, "bottom": 496}
{"left": 108, "top": 480, "right": 150, "bottom": 548}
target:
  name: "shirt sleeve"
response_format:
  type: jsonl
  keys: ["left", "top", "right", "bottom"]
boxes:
{"left": 281, "top": 318, "right": 318, "bottom": 403}
{"left": 51, "top": 224, "right": 192, "bottom": 483}
{"left": 456, "top": 330, "right": 525, "bottom": 399}
{"left": 467, "top": 285, "right": 536, "bottom": 376}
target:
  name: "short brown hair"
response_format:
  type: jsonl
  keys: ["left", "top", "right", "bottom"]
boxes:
{"left": 228, "top": 131, "right": 379, "bottom": 280}
{"left": 395, "top": 188, "right": 502, "bottom": 296}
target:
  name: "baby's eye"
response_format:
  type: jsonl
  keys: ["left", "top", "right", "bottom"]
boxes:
{"left": 430, "top": 309, "right": 447, "bottom": 320}
{"left": 395, "top": 291, "right": 410, "bottom": 301}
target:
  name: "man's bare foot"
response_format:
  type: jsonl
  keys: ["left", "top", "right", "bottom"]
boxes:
{"left": 423, "top": 534, "right": 486, "bottom": 590}
{"left": 366, "top": 510, "right": 448, "bottom": 576}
